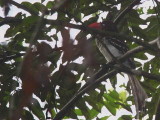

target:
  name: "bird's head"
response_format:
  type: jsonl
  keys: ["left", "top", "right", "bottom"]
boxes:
{"left": 88, "top": 20, "right": 117, "bottom": 32}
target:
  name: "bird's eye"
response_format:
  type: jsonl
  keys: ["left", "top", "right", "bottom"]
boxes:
{"left": 102, "top": 23, "right": 105, "bottom": 27}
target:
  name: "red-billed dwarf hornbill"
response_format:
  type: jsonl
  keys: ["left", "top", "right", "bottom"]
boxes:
{"left": 88, "top": 21, "right": 147, "bottom": 117}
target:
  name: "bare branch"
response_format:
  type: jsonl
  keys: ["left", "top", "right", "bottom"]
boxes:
{"left": 131, "top": 69, "right": 160, "bottom": 81}
{"left": 115, "top": 63, "right": 160, "bottom": 81}
{"left": 119, "top": 38, "right": 159, "bottom": 60}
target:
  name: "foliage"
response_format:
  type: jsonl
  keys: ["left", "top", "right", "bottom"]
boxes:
{"left": 0, "top": 0, "right": 160, "bottom": 120}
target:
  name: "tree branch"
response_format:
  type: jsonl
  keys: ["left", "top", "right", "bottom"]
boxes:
{"left": 0, "top": 17, "right": 21, "bottom": 26}
{"left": 119, "top": 38, "right": 159, "bottom": 60}
{"left": 115, "top": 64, "right": 160, "bottom": 82}
{"left": 131, "top": 69, "right": 160, "bottom": 81}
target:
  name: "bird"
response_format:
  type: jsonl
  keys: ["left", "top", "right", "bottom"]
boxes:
{"left": 88, "top": 20, "right": 148, "bottom": 117}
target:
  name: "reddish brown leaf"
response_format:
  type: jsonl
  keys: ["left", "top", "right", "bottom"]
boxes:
{"left": 37, "top": 42, "right": 52, "bottom": 63}
{"left": 19, "top": 46, "right": 50, "bottom": 108}
{"left": 76, "top": 31, "right": 100, "bottom": 67}
{"left": 61, "top": 28, "right": 74, "bottom": 62}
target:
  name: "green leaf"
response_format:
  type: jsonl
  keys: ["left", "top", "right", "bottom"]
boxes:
{"left": 99, "top": 116, "right": 110, "bottom": 120}
{"left": 5, "top": 27, "right": 16, "bottom": 37}
{"left": 74, "top": 109, "right": 83, "bottom": 116}
{"left": 76, "top": 99, "right": 90, "bottom": 119}
{"left": 29, "top": 98, "right": 45, "bottom": 120}
{"left": 104, "top": 90, "right": 120, "bottom": 102}
{"left": 84, "top": 96, "right": 101, "bottom": 112}
{"left": 108, "top": 90, "right": 120, "bottom": 101}
{"left": 21, "top": 2, "right": 38, "bottom": 13}
{"left": 148, "top": 87, "right": 160, "bottom": 119}
{"left": 22, "top": 110, "right": 34, "bottom": 120}
{"left": 128, "top": 9, "right": 146, "bottom": 26}
{"left": 149, "top": 58, "right": 160, "bottom": 74}
{"left": 34, "top": 2, "right": 46, "bottom": 12}
{"left": 131, "top": 26, "right": 147, "bottom": 39}
{"left": 82, "top": 6, "right": 99, "bottom": 16}
{"left": 118, "top": 115, "right": 132, "bottom": 120}
{"left": 22, "top": 16, "right": 39, "bottom": 26}
{"left": 115, "top": 102, "right": 132, "bottom": 112}
{"left": 119, "top": 91, "right": 127, "bottom": 102}
{"left": 134, "top": 52, "right": 148, "bottom": 60}
{"left": 147, "top": 7, "right": 156, "bottom": 14}
{"left": 50, "top": 109, "right": 56, "bottom": 118}
{"left": 137, "top": 7, "right": 144, "bottom": 15}
{"left": 145, "top": 16, "right": 160, "bottom": 40}
{"left": 103, "top": 100, "right": 117, "bottom": 115}
{"left": 46, "top": 1, "right": 55, "bottom": 9}
{"left": 89, "top": 109, "right": 99, "bottom": 119}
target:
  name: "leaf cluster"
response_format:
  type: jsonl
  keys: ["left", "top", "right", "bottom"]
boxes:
{"left": 0, "top": 0, "right": 160, "bottom": 120}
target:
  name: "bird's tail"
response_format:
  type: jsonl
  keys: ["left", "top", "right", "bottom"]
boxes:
{"left": 128, "top": 74, "right": 148, "bottom": 117}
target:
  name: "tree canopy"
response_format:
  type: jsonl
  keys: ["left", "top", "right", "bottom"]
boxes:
{"left": 0, "top": 0, "right": 160, "bottom": 120}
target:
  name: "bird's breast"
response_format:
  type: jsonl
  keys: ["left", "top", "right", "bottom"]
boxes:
{"left": 95, "top": 38, "right": 123, "bottom": 62}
